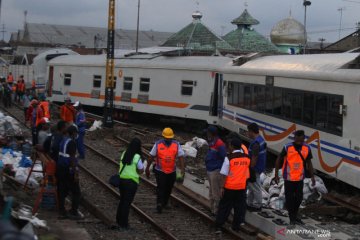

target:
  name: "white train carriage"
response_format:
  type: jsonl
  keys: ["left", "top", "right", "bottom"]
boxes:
{"left": 219, "top": 53, "right": 360, "bottom": 188}
{"left": 46, "top": 53, "right": 231, "bottom": 124}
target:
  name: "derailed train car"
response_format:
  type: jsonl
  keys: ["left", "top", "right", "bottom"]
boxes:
{"left": 43, "top": 51, "right": 360, "bottom": 189}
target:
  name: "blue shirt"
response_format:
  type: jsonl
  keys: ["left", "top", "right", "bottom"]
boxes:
{"left": 75, "top": 110, "right": 86, "bottom": 133}
{"left": 249, "top": 135, "right": 267, "bottom": 173}
{"left": 205, "top": 138, "right": 227, "bottom": 172}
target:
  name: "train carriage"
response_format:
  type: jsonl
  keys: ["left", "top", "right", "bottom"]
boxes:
{"left": 46, "top": 53, "right": 231, "bottom": 125}
{"left": 219, "top": 53, "right": 360, "bottom": 188}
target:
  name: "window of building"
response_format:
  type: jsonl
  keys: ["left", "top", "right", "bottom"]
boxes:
{"left": 123, "top": 77, "right": 133, "bottom": 91}
{"left": 64, "top": 74, "right": 71, "bottom": 86}
{"left": 93, "top": 75, "right": 101, "bottom": 88}
{"left": 181, "top": 80, "right": 194, "bottom": 96}
{"left": 140, "top": 78, "right": 150, "bottom": 92}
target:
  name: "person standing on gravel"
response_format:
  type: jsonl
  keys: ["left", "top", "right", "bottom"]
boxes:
{"left": 73, "top": 101, "right": 86, "bottom": 159}
{"left": 57, "top": 125, "right": 83, "bottom": 220}
{"left": 247, "top": 123, "right": 267, "bottom": 211}
{"left": 205, "top": 125, "right": 227, "bottom": 215}
{"left": 60, "top": 97, "right": 76, "bottom": 125}
{"left": 145, "top": 127, "right": 185, "bottom": 213}
{"left": 215, "top": 138, "right": 250, "bottom": 233}
{"left": 116, "top": 138, "right": 144, "bottom": 230}
{"left": 274, "top": 130, "right": 315, "bottom": 228}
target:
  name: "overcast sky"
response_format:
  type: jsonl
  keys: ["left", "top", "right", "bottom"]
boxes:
{"left": 2, "top": 0, "right": 360, "bottom": 43}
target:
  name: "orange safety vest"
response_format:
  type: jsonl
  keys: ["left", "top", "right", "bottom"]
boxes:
{"left": 156, "top": 140, "right": 178, "bottom": 174}
{"left": 282, "top": 144, "right": 309, "bottom": 181}
{"left": 224, "top": 145, "right": 250, "bottom": 190}
{"left": 40, "top": 101, "right": 50, "bottom": 119}
{"left": 60, "top": 104, "right": 75, "bottom": 122}
{"left": 35, "top": 106, "right": 44, "bottom": 127}
{"left": 7, "top": 75, "right": 14, "bottom": 83}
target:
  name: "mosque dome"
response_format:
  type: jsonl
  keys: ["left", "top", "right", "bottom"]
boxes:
{"left": 270, "top": 16, "right": 306, "bottom": 45}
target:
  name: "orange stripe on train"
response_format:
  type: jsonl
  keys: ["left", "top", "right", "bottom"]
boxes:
{"left": 69, "top": 92, "right": 189, "bottom": 108}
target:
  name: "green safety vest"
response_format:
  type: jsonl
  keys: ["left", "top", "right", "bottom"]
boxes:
{"left": 119, "top": 151, "right": 141, "bottom": 184}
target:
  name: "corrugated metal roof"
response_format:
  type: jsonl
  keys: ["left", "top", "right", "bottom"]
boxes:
{"left": 22, "top": 23, "right": 173, "bottom": 49}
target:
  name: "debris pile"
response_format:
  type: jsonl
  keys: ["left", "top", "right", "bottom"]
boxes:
{"left": 260, "top": 169, "right": 328, "bottom": 210}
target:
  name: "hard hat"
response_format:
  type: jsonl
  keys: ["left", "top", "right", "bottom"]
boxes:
{"left": 162, "top": 127, "right": 174, "bottom": 139}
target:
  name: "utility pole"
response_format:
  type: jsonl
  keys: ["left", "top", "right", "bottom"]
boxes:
{"left": 338, "top": 7, "right": 346, "bottom": 40}
{"left": 135, "top": 0, "right": 140, "bottom": 52}
{"left": 303, "top": 0, "right": 311, "bottom": 54}
{"left": 318, "top": 37, "right": 325, "bottom": 50}
{"left": 103, "top": 0, "right": 116, "bottom": 128}
{"left": 0, "top": 24, "right": 5, "bottom": 41}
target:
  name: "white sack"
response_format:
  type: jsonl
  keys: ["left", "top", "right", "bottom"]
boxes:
{"left": 181, "top": 146, "right": 198, "bottom": 158}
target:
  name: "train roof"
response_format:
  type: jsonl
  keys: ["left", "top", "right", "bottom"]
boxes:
{"left": 224, "top": 53, "right": 360, "bottom": 83}
{"left": 48, "top": 54, "right": 232, "bottom": 71}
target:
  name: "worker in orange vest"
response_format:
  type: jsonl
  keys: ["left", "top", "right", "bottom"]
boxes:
{"left": 60, "top": 97, "right": 76, "bottom": 125}
{"left": 215, "top": 138, "right": 250, "bottom": 233}
{"left": 26, "top": 99, "right": 44, "bottom": 145}
{"left": 6, "top": 72, "right": 14, "bottom": 86}
{"left": 39, "top": 95, "right": 51, "bottom": 119}
{"left": 31, "top": 79, "right": 36, "bottom": 95}
{"left": 146, "top": 127, "right": 185, "bottom": 213}
{"left": 274, "top": 130, "right": 315, "bottom": 228}
{"left": 18, "top": 78, "right": 26, "bottom": 103}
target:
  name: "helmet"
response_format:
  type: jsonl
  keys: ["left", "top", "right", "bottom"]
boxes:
{"left": 162, "top": 127, "right": 174, "bottom": 139}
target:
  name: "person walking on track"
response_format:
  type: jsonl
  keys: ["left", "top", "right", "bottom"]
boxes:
{"left": 145, "top": 127, "right": 185, "bottom": 213}
{"left": 205, "top": 125, "right": 227, "bottom": 215}
{"left": 247, "top": 123, "right": 267, "bottom": 211}
{"left": 116, "top": 138, "right": 144, "bottom": 230}
{"left": 274, "top": 130, "right": 315, "bottom": 227}
{"left": 215, "top": 138, "right": 250, "bottom": 233}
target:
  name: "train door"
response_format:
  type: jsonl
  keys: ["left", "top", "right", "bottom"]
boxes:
{"left": 47, "top": 66, "right": 54, "bottom": 97}
{"left": 210, "top": 72, "right": 223, "bottom": 117}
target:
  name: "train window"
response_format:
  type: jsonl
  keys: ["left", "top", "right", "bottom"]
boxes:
{"left": 93, "top": 75, "right": 101, "bottom": 88}
{"left": 292, "top": 92, "right": 303, "bottom": 121}
{"left": 140, "top": 78, "right": 150, "bottom": 92}
{"left": 123, "top": 77, "right": 133, "bottom": 91}
{"left": 64, "top": 74, "right": 71, "bottom": 86}
{"left": 328, "top": 96, "right": 343, "bottom": 133}
{"left": 265, "top": 87, "right": 273, "bottom": 114}
{"left": 227, "top": 82, "right": 233, "bottom": 104}
{"left": 315, "top": 95, "right": 328, "bottom": 129}
{"left": 303, "top": 93, "right": 314, "bottom": 125}
{"left": 181, "top": 80, "right": 193, "bottom": 96}
{"left": 273, "top": 88, "right": 282, "bottom": 116}
{"left": 282, "top": 91, "right": 292, "bottom": 119}
{"left": 244, "top": 85, "right": 251, "bottom": 109}
{"left": 254, "top": 85, "right": 265, "bottom": 112}
{"left": 226, "top": 81, "right": 343, "bottom": 136}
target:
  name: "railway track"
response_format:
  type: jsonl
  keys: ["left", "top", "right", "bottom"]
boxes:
{"left": 1, "top": 104, "right": 250, "bottom": 239}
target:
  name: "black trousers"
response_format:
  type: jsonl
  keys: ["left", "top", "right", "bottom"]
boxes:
{"left": 56, "top": 165, "right": 81, "bottom": 214}
{"left": 154, "top": 169, "right": 176, "bottom": 207}
{"left": 284, "top": 180, "right": 303, "bottom": 222}
{"left": 216, "top": 188, "right": 246, "bottom": 230}
{"left": 31, "top": 127, "right": 38, "bottom": 146}
{"left": 116, "top": 179, "right": 138, "bottom": 228}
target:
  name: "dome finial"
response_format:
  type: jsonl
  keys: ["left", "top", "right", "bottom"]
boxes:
{"left": 192, "top": 11, "right": 203, "bottom": 21}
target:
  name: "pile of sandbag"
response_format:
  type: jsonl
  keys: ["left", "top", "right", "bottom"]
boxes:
{"left": 1, "top": 148, "right": 42, "bottom": 188}
{"left": 181, "top": 137, "right": 208, "bottom": 158}
{"left": 0, "top": 112, "right": 23, "bottom": 137}
{"left": 259, "top": 169, "right": 328, "bottom": 210}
